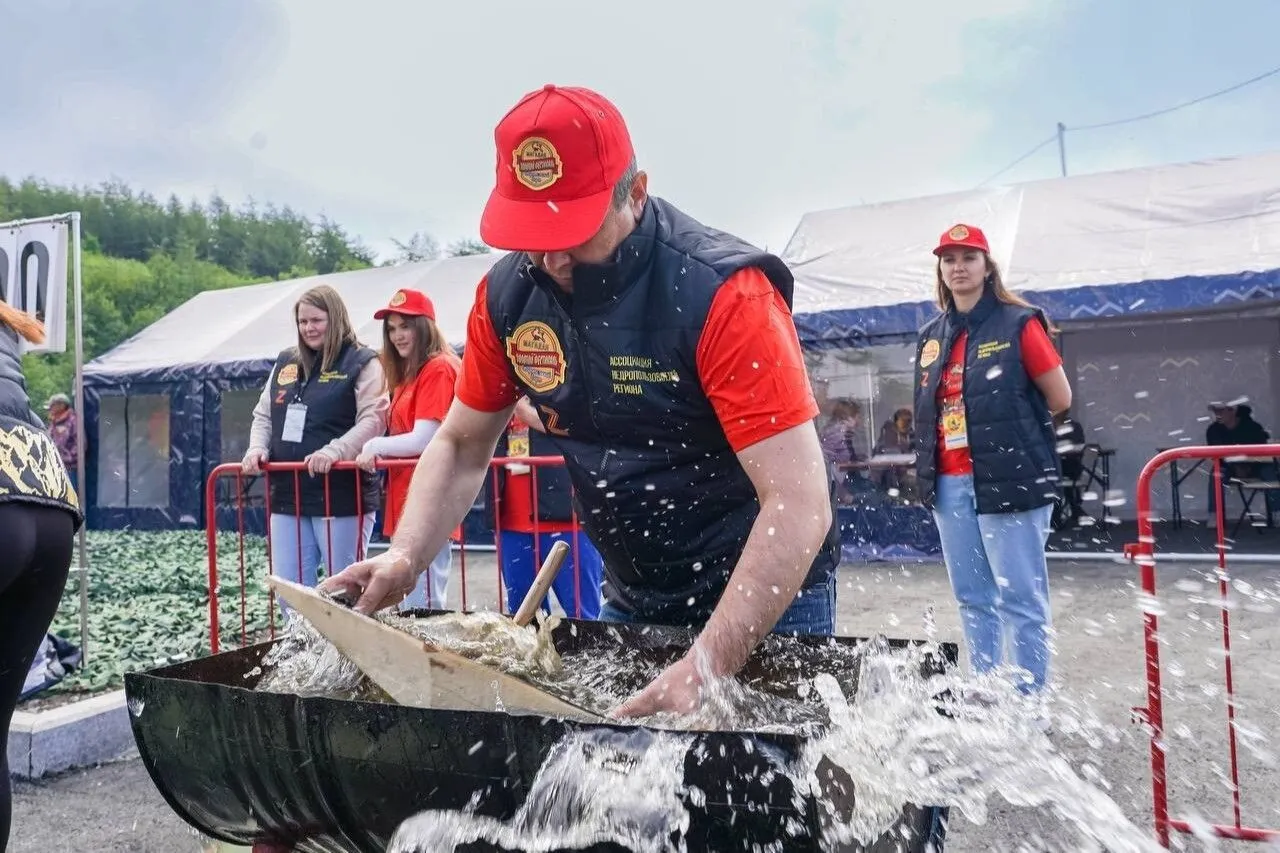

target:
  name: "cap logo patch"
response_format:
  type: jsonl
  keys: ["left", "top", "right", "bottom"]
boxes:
{"left": 389, "top": 290, "right": 407, "bottom": 307}
{"left": 513, "top": 137, "right": 563, "bottom": 191}
{"left": 948, "top": 225, "right": 970, "bottom": 241}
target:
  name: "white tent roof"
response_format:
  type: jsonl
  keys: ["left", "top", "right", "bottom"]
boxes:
{"left": 783, "top": 150, "right": 1280, "bottom": 315}
{"left": 86, "top": 253, "right": 503, "bottom": 377}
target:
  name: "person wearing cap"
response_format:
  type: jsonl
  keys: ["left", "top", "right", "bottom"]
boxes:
{"left": 44, "top": 392, "right": 78, "bottom": 493}
{"left": 322, "top": 83, "right": 840, "bottom": 719}
{"left": 913, "top": 224, "right": 1071, "bottom": 701}
{"left": 242, "top": 284, "right": 388, "bottom": 602}
{"left": 355, "top": 288, "right": 461, "bottom": 611}
{"left": 1205, "top": 400, "right": 1278, "bottom": 516}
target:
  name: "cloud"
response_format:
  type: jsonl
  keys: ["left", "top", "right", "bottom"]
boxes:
{"left": 1, "top": 0, "right": 1066, "bottom": 259}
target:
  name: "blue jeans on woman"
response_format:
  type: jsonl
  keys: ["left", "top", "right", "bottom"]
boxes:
{"left": 932, "top": 474, "right": 1053, "bottom": 693}
{"left": 269, "top": 512, "right": 376, "bottom": 616}
{"left": 598, "top": 573, "right": 836, "bottom": 636}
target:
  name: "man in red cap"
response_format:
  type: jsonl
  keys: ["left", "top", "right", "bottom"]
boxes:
{"left": 323, "top": 84, "right": 839, "bottom": 719}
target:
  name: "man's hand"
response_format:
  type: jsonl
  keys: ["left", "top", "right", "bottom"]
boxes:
{"left": 319, "top": 550, "right": 418, "bottom": 615}
{"left": 611, "top": 653, "right": 706, "bottom": 719}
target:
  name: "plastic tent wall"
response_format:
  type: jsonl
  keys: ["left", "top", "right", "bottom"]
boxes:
{"left": 784, "top": 150, "right": 1280, "bottom": 348}
{"left": 82, "top": 253, "right": 502, "bottom": 533}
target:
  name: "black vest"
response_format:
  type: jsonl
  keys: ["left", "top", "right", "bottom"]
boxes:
{"left": 484, "top": 196, "right": 840, "bottom": 623}
{"left": 267, "top": 342, "right": 381, "bottom": 517}
{"left": 913, "top": 287, "right": 1061, "bottom": 514}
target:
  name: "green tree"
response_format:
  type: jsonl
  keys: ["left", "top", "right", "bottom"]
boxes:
{"left": 446, "top": 237, "right": 491, "bottom": 257}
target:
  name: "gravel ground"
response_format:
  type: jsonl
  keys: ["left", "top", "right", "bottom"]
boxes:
{"left": 10, "top": 553, "right": 1280, "bottom": 852}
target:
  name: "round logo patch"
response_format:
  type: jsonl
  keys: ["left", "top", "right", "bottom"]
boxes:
{"left": 506, "top": 321, "right": 566, "bottom": 393}
{"left": 512, "top": 137, "right": 564, "bottom": 191}
{"left": 948, "top": 224, "right": 970, "bottom": 241}
{"left": 919, "top": 339, "right": 941, "bottom": 368}
{"left": 276, "top": 363, "right": 299, "bottom": 386}
{"left": 389, "top": 290, "right": 407, "bottom": 307}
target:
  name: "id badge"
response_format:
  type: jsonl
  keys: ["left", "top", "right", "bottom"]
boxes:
{"left": 941, "top": 398, "right": 969, "bottom": 451}
{"left": 282, "top": 403, "right": 308, "bottom": 443}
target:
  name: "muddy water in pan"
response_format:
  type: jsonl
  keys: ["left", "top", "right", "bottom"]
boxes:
{"left": 254, "top": 610, "right": 1165, "bottom": 852}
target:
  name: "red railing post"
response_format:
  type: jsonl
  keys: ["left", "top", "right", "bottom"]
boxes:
{"left": 1129, "top": 444, "right": 1280, "bottom": 846}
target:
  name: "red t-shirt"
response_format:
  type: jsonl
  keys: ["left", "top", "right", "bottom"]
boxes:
{"left": 495, "top": 416, "right": 577, "bottom": 535}
{"left": 382, "top": 355, "right": 459, "bottom": 538}
{"left": 455, "top": 268, "right": 818, "bottom": 452}
{"left": 935, "top": 320, "right": 1062, "bottom": 475}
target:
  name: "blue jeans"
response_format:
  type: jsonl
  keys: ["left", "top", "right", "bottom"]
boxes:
{"left": 269, "top": 513, "right": 376, "bottom": 613}
{"left": 932, "top": 474, "right": 1053, "bottom": 693}
{"left": 598, "top": 573, "right": 836, "bottom": 636}
{"left": 399, "top": 542, "right": 453, "bottom": 611}
{"left": 500, "top": 530, "right": 604, "bottom": 619}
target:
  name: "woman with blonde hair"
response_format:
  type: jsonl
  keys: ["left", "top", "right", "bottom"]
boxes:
{"left": 913, "top": 224, "right": 1072, "bottom": 706}
{"left": 356, "top": 288, "right": 461, "bottom": 610}
{"left": 0, "top": 300, "right": 81, "bottom": 849}
{"left": 242, "top": 284, "right": 388, "bottom": 597}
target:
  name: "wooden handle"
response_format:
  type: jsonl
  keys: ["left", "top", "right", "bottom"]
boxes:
{"left": 512, "top": 539, "right": 571, "bottom": 627}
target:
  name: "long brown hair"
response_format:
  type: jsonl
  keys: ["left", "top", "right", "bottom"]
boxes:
{"left": 293, "top": 284, "right": 358, "bottom": 381}
{"left": 0, "top": 300, "right": 45, "bottom": 344}
{"left": 934, "top": 252, "right": 1057, "bottom": 334}
{"left": 381, "top": 312, "right": 460, "bottom": 392}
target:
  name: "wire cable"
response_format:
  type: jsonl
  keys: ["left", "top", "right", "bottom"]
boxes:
{"left": 1071, "top": 63, "right": 1280, "bottom": 132}
{"left": 975, "top": 63, "right": 1280, "bottom": 187}
{"left": 977, "top": 134, "right": 1057, "bottom": 187}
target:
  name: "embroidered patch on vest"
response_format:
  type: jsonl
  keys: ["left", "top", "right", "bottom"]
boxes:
{"left": 506, "top": 321, "right": 567, "bottom": 392}
{"left": 276, "top": 363, "right": 299, "bottom": 385}
{"left": 919, "top": 339, "right": 941, "bottom": 368}
{"left": 512, "top": 137, "right": 564, "bottom": 191}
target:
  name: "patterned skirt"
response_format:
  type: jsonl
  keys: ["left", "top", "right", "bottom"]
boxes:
{"left": 0, "top": 416, "right": 83, "bottom": 530}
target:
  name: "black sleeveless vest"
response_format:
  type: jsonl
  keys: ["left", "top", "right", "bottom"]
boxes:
{"left": 484, "top": 196, "right": 839, "bottom": 623}
{"left": 267, "top": 342, "right": 381, "bottom": 517}
{"left": 913, "top": 287, "right": 1061, "bottom": 514}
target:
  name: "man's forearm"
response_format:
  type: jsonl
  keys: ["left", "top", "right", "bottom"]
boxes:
{"left": 385, "top": 432, "right": 493, "bottom": 574}
{"left": 695, "top": 493, "right": 833, "bottom": 678}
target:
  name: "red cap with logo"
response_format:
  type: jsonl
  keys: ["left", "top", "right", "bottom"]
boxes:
{"left": 374, "top": 288, "right": 435, "bottom": 321}
{"left": 933, "top": 223, "right": 990, "bottom": 256}
{"left": 479, "top": 84, "right": 635, "bottom": 253}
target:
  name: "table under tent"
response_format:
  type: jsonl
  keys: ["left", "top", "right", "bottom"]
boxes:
{"left": 784, "top": 149, "right": 1280, "bottom": 560}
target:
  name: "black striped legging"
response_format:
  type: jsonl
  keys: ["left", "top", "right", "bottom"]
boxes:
{"left": 0, "top": 503, "right": 74, "bottom": 851}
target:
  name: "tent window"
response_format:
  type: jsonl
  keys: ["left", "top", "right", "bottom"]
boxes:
{"left": 217, "top": 388, "right": 265, "bottom": 509}
{"left": 808, "top": 342, "right": 920, "bottom": 505}
{"left": 95, "top": 393, "right": 170, "bottom": 508}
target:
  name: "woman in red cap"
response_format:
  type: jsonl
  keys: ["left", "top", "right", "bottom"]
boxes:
{"left": 357, "top": 288, "right": 461, "bottom": 610}
{"left": 912, "top": 223, "right": 1072, "bottom": 709}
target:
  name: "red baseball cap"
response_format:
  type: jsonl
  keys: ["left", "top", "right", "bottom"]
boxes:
{"left": 374, "top": 288, "right": 435, "bottom": 321}
{"left": 479, "top": 84, "right": 635, "bottom": 253}
{"left": 933, "top": 223, "right": 990, "bottom": 256}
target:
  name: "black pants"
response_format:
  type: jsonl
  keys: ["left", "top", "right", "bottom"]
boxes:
{"left": 0, "top": 503, "right": 74, "bottom": 850}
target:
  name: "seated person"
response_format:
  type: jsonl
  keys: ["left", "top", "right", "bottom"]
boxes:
{"left": 819, "top": 398, "right": 870, "bottom": 504}
{"left": 1053, "top": 409, "right": 1087, "bottom": 527}
{"left": 1206, "top": 400, "right": 1279, "bottom": 515}
{"left": 873, "top": 408, "right": 916, "bottom": 499}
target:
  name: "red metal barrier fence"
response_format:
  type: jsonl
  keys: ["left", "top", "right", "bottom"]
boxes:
{"left": 1125, "top": 445, "right": 1280, "bottom": 847}
{"left": 204, "top": 455, "right": 589, "bottom": 654}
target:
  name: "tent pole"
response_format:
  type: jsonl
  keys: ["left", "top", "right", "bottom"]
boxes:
{"left": 71, "top": 212, "right": 89, "bottom": 666}
{"left": 1057, "top": 122, "right": 1068, "bottom": 177}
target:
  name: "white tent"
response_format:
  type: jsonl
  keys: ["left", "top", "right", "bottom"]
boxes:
{"left": 82, "top": 253, "right": 503, "bottom": 531}
{"left": 783, "top": 149, "right": 1280, "bottom": 341}
{"left": 87, "top": 253, "right": 500, "bottom": 379}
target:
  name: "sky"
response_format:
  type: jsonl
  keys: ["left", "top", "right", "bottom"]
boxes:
{"left": 3, "top": 0, "right": 1280, "bottom": 262}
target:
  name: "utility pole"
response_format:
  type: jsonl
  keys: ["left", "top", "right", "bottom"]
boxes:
{"left": 1057, "top": 122, "right": 1068, "bottom": 177}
